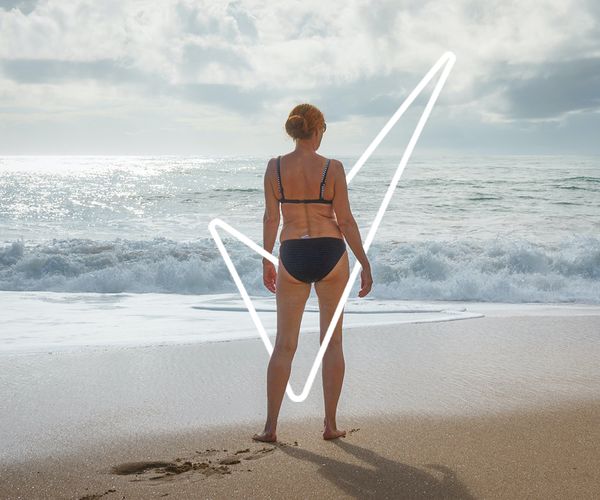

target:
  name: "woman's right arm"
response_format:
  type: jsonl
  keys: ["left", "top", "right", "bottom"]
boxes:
{"left": 331, "top": 160, "right": 373, "bottom": 297}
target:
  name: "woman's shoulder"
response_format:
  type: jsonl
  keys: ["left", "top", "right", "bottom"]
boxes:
{"left": 266, "top": 157, "right": 280, "bottom": 170}
{"left": 326, "top": 158, "right": 345, "bottom": 178}
{"left": 327, "top": 157, "right": 343, "bottom": 168}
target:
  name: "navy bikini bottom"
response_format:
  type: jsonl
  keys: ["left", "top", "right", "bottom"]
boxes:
{"left": 279, "top": 237, "right": 347, "bottom": 284}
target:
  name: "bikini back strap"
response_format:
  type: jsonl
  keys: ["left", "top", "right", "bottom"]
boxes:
{"left": 319, "top": 159, "right": 331, "bottom": 200}
{"left": 276, "top": 155, "right": 285, "bottom": 200}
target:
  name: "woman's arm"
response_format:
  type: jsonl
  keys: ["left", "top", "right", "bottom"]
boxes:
{"left": 263, "top": 158, "right": 281, "bottom": 255}
{"left": 331, "top": 160, "right": 373, "bottom": 297}
{"left": 331, "top": 161, "right": 370, "bottom": 269}
{"left": 262, "top": 159, "right": 280, "bottom": 292}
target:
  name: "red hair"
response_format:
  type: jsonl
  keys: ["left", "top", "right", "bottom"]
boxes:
{"left": 285, "top": 103, "right": 325, "bottom": 140}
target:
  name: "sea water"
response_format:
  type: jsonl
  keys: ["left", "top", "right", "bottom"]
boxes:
{"left": 0, "top": 154, "right": 598, "bottom": 354}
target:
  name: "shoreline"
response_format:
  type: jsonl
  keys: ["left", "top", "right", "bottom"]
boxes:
{"left": 1, "top": 295, "right": 598, "bottom": 357}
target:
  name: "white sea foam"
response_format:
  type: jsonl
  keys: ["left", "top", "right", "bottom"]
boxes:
{"left": 1, "top": 234, "right": 598, "bottom": 303}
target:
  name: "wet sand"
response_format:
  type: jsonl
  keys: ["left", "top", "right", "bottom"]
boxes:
{"left": 1, "top": 306, "right": 599, "bottom": 498}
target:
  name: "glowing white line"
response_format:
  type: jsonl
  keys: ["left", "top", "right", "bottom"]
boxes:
{"left": 208, "top": 51, "right": 456, "bottom": 403}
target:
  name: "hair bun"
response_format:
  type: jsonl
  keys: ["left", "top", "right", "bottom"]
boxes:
{"left": 284, "top": 103, "right": 325, "bottom": 141}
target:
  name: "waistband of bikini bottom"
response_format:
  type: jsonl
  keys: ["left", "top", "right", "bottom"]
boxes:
{"left": 281, "top": 236, "right": 344, "bottom": 244}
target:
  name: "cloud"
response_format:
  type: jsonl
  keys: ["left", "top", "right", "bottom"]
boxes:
{"left": 180, "top": 42, "right": 253, "bottom": 81}
{"left": 175, "top": 81, "right": 276, "bottom": 114}
{"left": 0, "top": 0, "right": 39, "bottom": 15}
{"left": 0, "top": 58, "right": 144, "bottom": 84}
{"left": 226, "top": 0, "right": 258, "bottom": 40}
{"left": 499, "top": 57, "right": 600, "bottom": 120}
{"left": 311, "top": 71, "right": 419, "bottom": 121}
{"left": 1, "top": 0, "right": 600, "bottom": 154}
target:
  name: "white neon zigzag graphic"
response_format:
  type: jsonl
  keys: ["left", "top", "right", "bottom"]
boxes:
{"left": 208, "top": 51, "right": 456, "bottom": 403}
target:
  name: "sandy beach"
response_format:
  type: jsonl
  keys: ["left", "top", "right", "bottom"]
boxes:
{"left": 1, "top": 305, "right": 599, "bottom": 499}
{"left": 2, "top": 400, "right": 599, "bottom": 499}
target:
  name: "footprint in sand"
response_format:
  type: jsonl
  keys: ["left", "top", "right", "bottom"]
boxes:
{"left": 111, "top": 445, "right": 280, "bottom": 481}
{"left": 111, "top": 460, "right": 230, "bottom": 480}
{"left": 78, "top": 488, "right": 116, "bottom": 500}
{"left": 241, "top": 446, "right": 276, "bottom": 461}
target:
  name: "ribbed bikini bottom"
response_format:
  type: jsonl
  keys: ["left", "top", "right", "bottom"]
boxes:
{"left": 279, "top": 237, "right": 347, "bottom": 283}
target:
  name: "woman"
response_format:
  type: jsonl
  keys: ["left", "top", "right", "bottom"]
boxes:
{"left": 253, "top": 103, "right": 373, "bottom": 443}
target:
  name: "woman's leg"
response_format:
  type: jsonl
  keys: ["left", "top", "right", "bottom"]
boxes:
{"left": 314, "top": 250, "right": 350, "bottom": 439}
{"left": 253, "top": 257, "right": 310, "bottom": 442}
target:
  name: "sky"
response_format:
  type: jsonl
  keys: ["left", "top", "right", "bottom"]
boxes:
{"left": 1, "top": 0, "right": 599, "bottom": 156}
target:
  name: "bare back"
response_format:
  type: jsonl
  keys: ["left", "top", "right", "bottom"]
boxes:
{"left": 274, "top": 152, "right": 343, "bottom": 242}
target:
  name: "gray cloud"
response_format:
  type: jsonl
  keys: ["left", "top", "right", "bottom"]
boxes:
{"left": 0, "top": 58, "right": 145, "bottom": 84}
{"left": 0, "top": 0, "right": 39, "bottom": 15}
{"left": 496, "top": 58, "right": 600, "bottom": 119}
{"left": 0, "top": 56, "right": 276, "bottom": 115}
{"left": 226, "top": 0, "right": 258, "bottom": 40}
{"left": 175, "top": 3, "right": 222, "bottom": 36}
{"left": 357, "top": 1, "right": 403, "bottom": 39}
{"left": 174, "top": 82, "right": 278, "bottom": 115}
{"left": 0, "top": 53, "right": 433, "bottom": 123}
{"left": 315, "top": 71, "right": 426, "bottom": 122}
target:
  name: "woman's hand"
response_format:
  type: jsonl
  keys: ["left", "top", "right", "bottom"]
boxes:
{"left": 263, "top": 260, "right": 277, "bottom": 293}
{"left": 358, "top": 262, "right": 373, "bottom": 298}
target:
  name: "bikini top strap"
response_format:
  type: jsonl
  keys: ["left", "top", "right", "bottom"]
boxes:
{"left": 276, "top": 155, "right": 285, "bottom": 200}
{"left": 319, "top": 159, "right": 331, "bottom": 199}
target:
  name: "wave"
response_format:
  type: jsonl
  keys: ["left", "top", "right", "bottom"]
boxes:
{"left": 1, "top": 235, "right": 599, "bottom": 303}
{"left": 561, "top": 176, "right": 600, "bottom": 183}
{"left": 213, "top": 187, "right": 261, "bottom": 193}
{"left": 466, "top": 195, "right": 503, "bottom": 201}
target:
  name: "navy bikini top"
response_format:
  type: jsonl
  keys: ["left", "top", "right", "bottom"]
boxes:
{"left": 276, "top": 155, "right": 333, "bottom": 204}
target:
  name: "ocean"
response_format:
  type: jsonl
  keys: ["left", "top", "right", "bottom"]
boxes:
{"left": 1, "top": 153, "right": 598, "bottom": 354}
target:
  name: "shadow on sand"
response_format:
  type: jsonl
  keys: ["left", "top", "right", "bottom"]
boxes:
{"left": 277, "top": 438, "right": 476, "bottom": 499}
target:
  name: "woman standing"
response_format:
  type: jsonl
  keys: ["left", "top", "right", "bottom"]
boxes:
{"left": 253, "top": 103, "right": 373, "bottom": 442}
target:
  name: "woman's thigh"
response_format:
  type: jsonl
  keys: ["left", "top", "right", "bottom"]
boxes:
{"left": 275, "top": 256, "right": 311, "bottom": 351}
{"left": 314, "top": 250, "right": 350, "bottom": 345}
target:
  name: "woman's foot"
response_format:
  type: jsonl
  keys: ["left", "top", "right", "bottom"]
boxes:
{"left": 323, "top": 417, "right": 346, "bottom": 440}
{"left": 252, "top": 430, "right": 277, "bottom": 443}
